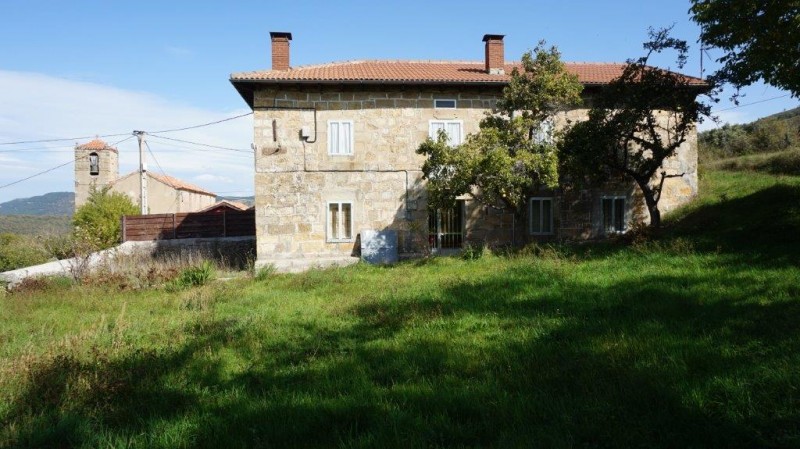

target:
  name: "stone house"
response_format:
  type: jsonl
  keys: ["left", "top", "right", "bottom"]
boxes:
{"left": 74, "top": 139, "right": 217, "bottom": 214}
{"left": 230, "top": 32, "right": 704, "bottom": 271}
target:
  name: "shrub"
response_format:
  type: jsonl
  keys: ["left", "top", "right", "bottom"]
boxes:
{"left": 0, "top": 233, "right": 51, "bottom": 271}
{"left": 254, "top": 264, "right": 276, "bottom": 282}
{"left": 170, "top": 261, "right": 215, "bottom": 290}
{"left": 73, "top": 188, "right": 138, "bottom": 250}
{"left": 461, "top": 242, "right": 486, "bottom": 260}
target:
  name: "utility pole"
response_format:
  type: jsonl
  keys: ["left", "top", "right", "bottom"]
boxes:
{"left": 134, "top": 130, "right": 148, "bottom": 214}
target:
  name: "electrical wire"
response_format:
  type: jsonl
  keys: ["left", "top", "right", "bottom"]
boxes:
{"left": 0, "top": 111, "right": 253, "bottom": 146}
{"left": 0, "top": 135, "right": 135, "bottom": 191}
{"left": 712, "top": 94, "right": 792, "bottom": 113}
{"left": 149, "top": 112, "right": 253, "bottom": 134}
{"left": 0, "top": 133, "right": 130, "bottom": 146}
{"left": 146, "top": 134, "right": 253, "bottom": 153}
{"left": 143, "top": 140, "right": 252, "bottom": 158}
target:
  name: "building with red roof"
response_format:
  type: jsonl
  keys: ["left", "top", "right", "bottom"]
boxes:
{"left": 231, "top": 32, "right": 704, "bottom": 271}
{"left": 74, "top": 139, "right": 217, "bottom": 214}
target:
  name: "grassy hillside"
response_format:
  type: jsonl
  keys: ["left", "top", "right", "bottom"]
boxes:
{"left": 699, "top": 106, "right": 800, "bottom": 162}
{"left": 1, "top": 166, "right": 799, "bottom": 448}
{"left": 0, "top": 215, "right": 72, "bottom": 236}
{"left": 0, "top": 192, "right": 73, "bottom": 216}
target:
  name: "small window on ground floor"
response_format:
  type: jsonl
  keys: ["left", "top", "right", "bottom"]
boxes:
{"left": 529, "top": 197, "right": 553, "bottom": 235}
{"left": 602, "top": 196, "right": 626, "bottom": 234}
{"left": 327, "top": 202, "right": 353, "bottom": 242}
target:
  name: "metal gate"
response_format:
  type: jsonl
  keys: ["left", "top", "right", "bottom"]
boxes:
{"left": 428, "top": 201, "right": 464, "bottom": 250}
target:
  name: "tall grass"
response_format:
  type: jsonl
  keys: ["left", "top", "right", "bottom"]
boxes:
{"left": 0, "top": 167, "right": 798, "bottom": 448}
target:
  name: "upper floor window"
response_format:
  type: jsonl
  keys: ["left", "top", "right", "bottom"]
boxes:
{"left": 429, "top": 120, "right": 463, "bottom": 147}
{"left": 529, "top": 197, "right": 554, "bottom": 235}
{"left": 602, "top": 196, "right": 626, "bottom": 234}
{"left": 88, "top": 152, "right": 100, "bottom": 176}
{"left": 328, "top": 120, "right": 353, "bottom": 156}
{"left": 434, "top": 99, "right": 457, "bottom": 109}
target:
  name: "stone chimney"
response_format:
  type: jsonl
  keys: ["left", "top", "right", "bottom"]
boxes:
{"left": 270, "top": 32, "right": 292, "bottom": 71}
{"left": 482, "top": 34, "right": 505, "bottom": 75}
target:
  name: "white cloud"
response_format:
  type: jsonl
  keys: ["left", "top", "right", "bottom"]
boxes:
{"left": 0, "top": 70, "right": 254, "bottom": 202}
{"left": 194, "top": 173, "right": 233, "bottom": 184}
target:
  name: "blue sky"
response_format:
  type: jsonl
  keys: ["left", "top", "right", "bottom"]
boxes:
{"left": 1, "top": 0, "right": 797, "bottom": 203}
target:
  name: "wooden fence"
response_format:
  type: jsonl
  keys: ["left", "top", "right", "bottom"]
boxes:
{"left": 121, "top": 209, "right": 255, "bottom": 242}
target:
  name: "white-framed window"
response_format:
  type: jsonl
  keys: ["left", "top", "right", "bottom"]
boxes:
{"left": 429, "top": 120, "right": 463, "bottom": 147}
{"left": 529, "top": 197, "right": 554, "bottom": 235}
{"left": 434, "top": 99, "right": 457, "bottom": 109}
{"left": 601, "top": 196, "right": 626, "bottom": 234}
{"left": 327, "top": 201, "right": 353, "bottom": 242}
{"left": 327, "top": 120, "right": 353, "bottom": 156}
{"left": 88, "top": 152, "right": 100, "bottom": 176}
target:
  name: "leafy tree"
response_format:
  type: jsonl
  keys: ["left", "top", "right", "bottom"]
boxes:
{"left": 560, "top": 28, "right": 712, "bottom": 228}
{"left": 416, "top": 42, "right": 583, "bottom": 213}
{"left": 690, "top": 0, "right": 800, "bottom": 96}
{"left": 73, "top": 188, "right": 138, "bottom": 249}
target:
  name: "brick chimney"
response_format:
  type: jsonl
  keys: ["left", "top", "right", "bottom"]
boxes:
{"left": 482, "top": 34, "right": 505, "bottom": 75}
{"left": 270, "top": 31, "right": 292, "bottom": 71}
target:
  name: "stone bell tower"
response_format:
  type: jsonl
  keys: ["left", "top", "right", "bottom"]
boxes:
{"left": 74, "top": 139, "right": 119, "bottom": 211}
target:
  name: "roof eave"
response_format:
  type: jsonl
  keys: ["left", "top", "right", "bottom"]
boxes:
{"left": 229, "top": 77, "right": 710, "bottom": 110}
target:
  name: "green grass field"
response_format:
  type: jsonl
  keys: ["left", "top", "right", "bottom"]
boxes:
{"left": 1, "top": 167, "right": 799, "bottom": 448}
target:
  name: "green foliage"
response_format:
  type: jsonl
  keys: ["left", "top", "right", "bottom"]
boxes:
{"left": 690, "top": 0, "right": 800, "bottom": 96}
{"left": 254, "top": 264, "right": 276, "bottom": 282}
{"left": 72, "top": 188, "right": 138, "bottom": 250}
{"left": 417, "top": 42, "right": 582, "bottom": 211}
{"left": 170, "top": 261, "right": 215, "bottom": 289}
{"left": 560, "top": 27, "right": 712, "bottom": 228}
{"left": 699, "top": 109, "right": 800, "bottom": 161}
{"left": 0, "top": 233, "right": 52, "bottom": 271}
{"left": 0, "top": 215, "right": 71, "bottom": 236}
{"left": 460, "top": 241, "right": 486, "bottom": 260}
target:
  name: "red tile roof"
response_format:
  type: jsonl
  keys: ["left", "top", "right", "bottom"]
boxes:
{"left": 113, "top": 171, "right": 216, "bottom": 197}
{"left": 230, "top": 60, "right": 706, "bottom": 86}
{"left": 199, "top": 200, "right": 250, "bottom": 212}
{"left": 149, "top": 172, "right": 217, "bottom": 197}
{"left": 76, "top": 138, "right": 118, "bottom": 153}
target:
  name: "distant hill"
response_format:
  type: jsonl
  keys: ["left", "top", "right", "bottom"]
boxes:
{"left": 0, "top": 192, "right": 74, "bottom": 216}
{"left": 699, "top": 106, "right": 800, "bottom": 161}
{"left": 0, "top": 215, "right": 72, "bottom": 235}
{"left": 216, "top": 195, "right": 254, "bottom": 207}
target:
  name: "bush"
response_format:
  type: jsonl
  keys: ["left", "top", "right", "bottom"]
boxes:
{"left": 170, "top": 261, "right": 215, "bottom": 290}
{"left": 73, "top": 188, "right": 138, "bottom": 250}
{"left": 0, "top": 233, "right": 51, "bottom": 271}
{"left": 461, "top": 242, "right": 486, "bottom": 260}
{"left": 254, "top": 264, "right": 276, "bottom": 282}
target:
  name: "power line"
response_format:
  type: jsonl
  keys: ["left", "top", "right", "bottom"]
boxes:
{"left": 149, "top": 111, "right": 253, "bottom": 134}
{"left": 712, "top": 94, "right": 792, "bottom": 113}
{"left": 0, "top": 111, "right": 253, "bottom": 146}
{"left": 144, "top": 139, "right": 252, "bottom": 158}
{"left": 0, "top": 135, "right": 135, "bottom": 191}
{"left": 147, "top": 134, "right": 253, "bottom": 153}
{"left": 0, "top": 133, "right": 130, "bottom": 147}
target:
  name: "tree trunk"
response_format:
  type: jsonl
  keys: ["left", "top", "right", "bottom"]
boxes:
{"left": 634, "top": 178, "right": 662, "bottom": 228}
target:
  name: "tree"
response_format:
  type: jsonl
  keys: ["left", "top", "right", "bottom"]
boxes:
{"left": 416, "top": 42, "right": 583, "bottom": 215}
{"left": 690, "top": 0, "right": 800, "bottom": 97}
{"left": 73, "top": 188, "right": 138, "bottom": 249}
{"left": 560, "top": 28, "right": 712, "bottom": 228}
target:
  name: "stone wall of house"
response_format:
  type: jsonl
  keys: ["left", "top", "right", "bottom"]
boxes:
{"left": 251, "top": 86, "right": 699, "bottom": 268}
